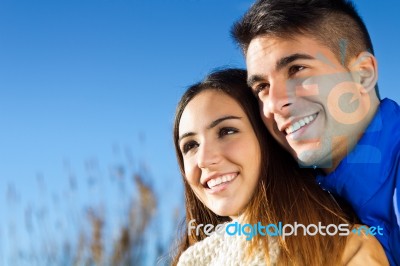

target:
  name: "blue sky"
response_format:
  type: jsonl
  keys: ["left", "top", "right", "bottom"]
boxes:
{"left": 0, "top": 0, "right": 399, "bottom": 264}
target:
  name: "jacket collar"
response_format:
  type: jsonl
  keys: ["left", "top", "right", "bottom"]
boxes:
{"left": 316, "top": 98, "right": 398, "bottom": 210}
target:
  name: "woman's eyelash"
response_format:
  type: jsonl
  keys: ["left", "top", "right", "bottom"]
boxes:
{"left": 182, "top": 140, "right": 198, "bottom": 154}
{"left": 181, "top": 127, "right": 239, "bottom": 154}
{"left": 218, "top": 127, "right": 239, "bottom": 137}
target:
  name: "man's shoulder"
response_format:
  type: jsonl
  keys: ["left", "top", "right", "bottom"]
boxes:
{"left": 380, "top": 98, "right": 400, "bottom": 119}
{"left": 376, "top": 98, "right": 400, "bottom": 142}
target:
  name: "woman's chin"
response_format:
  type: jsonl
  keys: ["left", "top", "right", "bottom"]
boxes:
{"left": 209, "top": 207, "right": 242, "bottom": 219}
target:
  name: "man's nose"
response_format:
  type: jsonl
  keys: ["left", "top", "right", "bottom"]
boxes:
{"left": 261, "top": 79, "right": 293, "bottom": 116}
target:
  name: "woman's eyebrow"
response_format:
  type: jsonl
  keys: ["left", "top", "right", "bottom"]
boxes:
{"left": 178, "top": 115, "right": 242, "bottom": 143}
{"left": 178, "top": 132, "right": 195, "bottom": 143}
{"left": 207, "top": 115, "right": 242, "bottom": 129}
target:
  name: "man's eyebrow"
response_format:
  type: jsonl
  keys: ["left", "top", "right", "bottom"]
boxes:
{"left": 247, "top": 75, "right": 265, "bottom": 88}
{"left": 178, "top": 115, "right": 242, "bottom": 143}
{"left": 276, "top": 53, "right": 314, "bottom": 72}
{"left": 247, "top": 53, "right": 315, "bottom": 88}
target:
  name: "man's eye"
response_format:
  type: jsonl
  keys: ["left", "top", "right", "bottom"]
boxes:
{"left": 182, "top": 141, "right": 198, "bottom": 154}
{"left": 218, "top": 127, "right": 238, "bottom": 138}
{"left": 254, "top": 83, "right": 269, "bottom": 97}
{"left": 288, "top": 65, "right": 305, "bottom": 76}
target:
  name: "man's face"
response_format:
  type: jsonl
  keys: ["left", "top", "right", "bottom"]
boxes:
{"left": 246, "top": 35, "right": 371, "bottom": 168}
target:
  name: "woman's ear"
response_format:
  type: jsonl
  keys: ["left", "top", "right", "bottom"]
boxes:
{"left": 349, "top": 52, "right": 378, "bottom": 94}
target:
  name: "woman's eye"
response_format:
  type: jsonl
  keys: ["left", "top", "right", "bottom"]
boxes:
{"left": 288, "top": 65, "right": 305, "bottom": 76}
{"left": 218, "top": 127, "right": 238, "bottom": 138}
{"left": 182, "top": 141, "right": 198, "bottom": 154}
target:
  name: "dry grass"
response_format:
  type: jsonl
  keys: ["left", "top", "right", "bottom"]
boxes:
{"left": 3, "top": 147, "right": 175, "bottom": 266}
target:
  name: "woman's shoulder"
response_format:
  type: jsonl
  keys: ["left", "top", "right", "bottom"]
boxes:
{"left": 342, "top": 224, "right": 389, "bottom": 265}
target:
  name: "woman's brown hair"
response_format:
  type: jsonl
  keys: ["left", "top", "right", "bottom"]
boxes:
{"left": 171, "top": 68, "right": 352, "bottom": 265}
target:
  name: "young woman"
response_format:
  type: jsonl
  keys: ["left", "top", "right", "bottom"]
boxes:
{"left": 171, "top": 69, "right": 387, "bottom": 265}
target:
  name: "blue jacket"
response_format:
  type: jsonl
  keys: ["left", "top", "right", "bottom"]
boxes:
{"left": 317, "top": 98, "right": 400, "bottom": 265}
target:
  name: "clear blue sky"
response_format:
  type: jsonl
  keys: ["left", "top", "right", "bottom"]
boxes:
{"left": 0, "top": 0, "right": 399, "bottom": 264}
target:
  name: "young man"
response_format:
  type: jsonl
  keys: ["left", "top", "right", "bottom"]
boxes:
{"left": 232, "top": 0, "right": 399, "bottom": 264}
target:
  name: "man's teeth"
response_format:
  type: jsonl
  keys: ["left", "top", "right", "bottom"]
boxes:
{"left": 285, "top": 114, "right": 317, "bottom": 135}
{"left": 207, "top": 174, "right": 236, "bottom": 188}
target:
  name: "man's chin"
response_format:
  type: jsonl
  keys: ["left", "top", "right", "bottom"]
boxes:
{"left": 295, "top": 150, "right": 334, "bottom": 169}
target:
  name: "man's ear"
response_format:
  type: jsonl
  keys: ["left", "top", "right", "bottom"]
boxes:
{"left": 349, "top": 52, "right": 378, "bottom": 94}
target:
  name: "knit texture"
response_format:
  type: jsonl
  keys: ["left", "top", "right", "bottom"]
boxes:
{"left": 177, "top": 221, "right": 279, "bottom": 265}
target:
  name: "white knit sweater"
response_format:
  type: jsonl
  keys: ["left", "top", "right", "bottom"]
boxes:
{"left": 177, "top": 221, "right": 279, "bottom": 266}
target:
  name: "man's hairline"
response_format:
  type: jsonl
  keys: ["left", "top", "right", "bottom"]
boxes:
{"left": 243, "top": 32, "right": 341, "bottom": 58}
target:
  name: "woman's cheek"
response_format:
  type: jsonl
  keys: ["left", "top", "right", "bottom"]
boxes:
{"left": 184, "top": 160, "right": 199, "bottom": 185}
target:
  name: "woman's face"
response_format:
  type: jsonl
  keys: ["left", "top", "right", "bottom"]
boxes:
{"left": 178, "top": 90, "right": 261, "bottom": 218}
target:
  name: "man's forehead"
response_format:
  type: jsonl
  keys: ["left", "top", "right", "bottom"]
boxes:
{"left": 246, "top": 35, "right": 340, "bottom": 73}
{"left": 246, "top": 36, "right": 285, "bottom": 60}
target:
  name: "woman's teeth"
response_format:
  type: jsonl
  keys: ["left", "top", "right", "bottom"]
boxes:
{"left": 207, "top": 173, "right": 236, "bottom": 188}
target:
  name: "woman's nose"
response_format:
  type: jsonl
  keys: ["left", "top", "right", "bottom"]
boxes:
{"left": 197, "top": 141, "right": 221, "bottom": 169}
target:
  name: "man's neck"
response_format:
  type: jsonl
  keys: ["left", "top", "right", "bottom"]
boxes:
{"left": 322, "top": 96, "right": 381, "bottom": 174}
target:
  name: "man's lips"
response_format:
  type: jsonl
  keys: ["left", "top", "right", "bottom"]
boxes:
{"left": 280, "top": 113, "right": 319, "bottom": 135}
